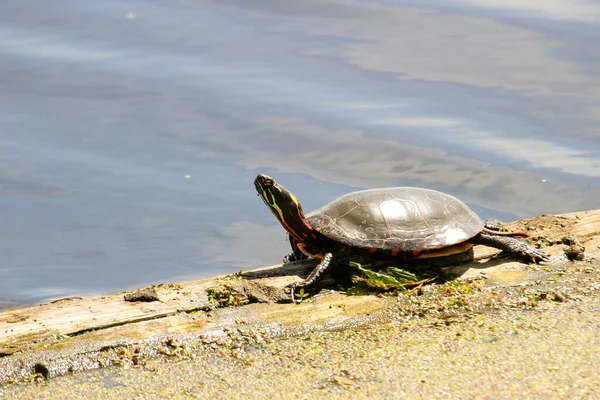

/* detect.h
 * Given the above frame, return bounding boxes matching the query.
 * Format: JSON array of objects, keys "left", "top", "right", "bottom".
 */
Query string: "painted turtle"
[{"left": 254, "top": 174, "right": 547, "bottom": 293}]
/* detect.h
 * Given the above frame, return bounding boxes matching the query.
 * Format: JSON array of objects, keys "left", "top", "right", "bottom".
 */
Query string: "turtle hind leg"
[
  {"left": 474, "top": 233, "right": 548, "bottom": 263},
  {"left": 291, "top": 253, "right": 335, "bottom": 299}
]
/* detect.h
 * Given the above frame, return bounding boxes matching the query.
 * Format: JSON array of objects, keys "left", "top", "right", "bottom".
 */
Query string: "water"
[{"left": 1, "top": 0, "right": 599, "bottom": 309}]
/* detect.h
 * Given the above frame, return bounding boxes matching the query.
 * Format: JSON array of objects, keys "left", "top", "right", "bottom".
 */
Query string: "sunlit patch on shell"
[
  {"left": 443, "top": 227, "right": 467, "bottom": 244},
  {"left": 378, "top": 199, "right": 412, "bottom": 220}
]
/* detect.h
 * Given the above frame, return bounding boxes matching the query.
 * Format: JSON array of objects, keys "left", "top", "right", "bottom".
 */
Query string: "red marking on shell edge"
[
  {"left": 412, "top": 249, "right": 422, "bottom": 257},
  {"left": 391, "top": 249, "right": 399, "bottom": 256},
  {"left": 368, "top": 248, "right": 377, "bottom": 254}
]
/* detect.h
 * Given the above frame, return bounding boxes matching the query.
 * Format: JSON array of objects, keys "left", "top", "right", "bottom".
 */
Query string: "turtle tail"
[{"left": 481, "top": 227, "right": 529, "bottom": 237}]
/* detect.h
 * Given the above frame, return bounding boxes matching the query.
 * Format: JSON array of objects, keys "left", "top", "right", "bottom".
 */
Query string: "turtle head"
[{"left": 254, "top": 174, "right": 311, "bottom": 241}]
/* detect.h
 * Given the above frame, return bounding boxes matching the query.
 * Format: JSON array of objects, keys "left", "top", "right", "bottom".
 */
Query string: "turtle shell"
[{"left": 305, "top": 187, "right": 484, "bottom": 251}]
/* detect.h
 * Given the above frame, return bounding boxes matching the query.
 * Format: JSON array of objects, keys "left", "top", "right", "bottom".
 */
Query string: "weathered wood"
[
  {"left": 0, "top": 259, "right": 317, "bottom": 356},
  {"left": 1, "top": 209, "right": 599, "bottom": 356}
]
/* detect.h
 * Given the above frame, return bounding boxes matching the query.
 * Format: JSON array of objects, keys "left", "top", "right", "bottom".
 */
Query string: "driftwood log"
[{"left": 1, "top": 210, "right": 599, "bottom": 357}]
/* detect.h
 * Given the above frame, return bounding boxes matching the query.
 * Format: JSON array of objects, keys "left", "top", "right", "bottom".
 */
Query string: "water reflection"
[
  {"left": 456, "top": 0, "right": 600, "bottom": 21},
  {"left": 193, "top": 116, "right": 599, "bottom": 215},
  {"left": 0, "top": 0, "right": 599, "bottom": 308}
]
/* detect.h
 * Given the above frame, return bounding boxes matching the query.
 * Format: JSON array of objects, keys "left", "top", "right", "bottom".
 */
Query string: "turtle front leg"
[
  {"left": 474, "top": 233, "right": 548, "bottom": 262},
  {"left": 283, "top": 236, "right": 309, "bottom": 263},
  {"left": 283, "top": 247, "right": 308, "bottom": 263},
  {"left": 291, "top": 253, "right": 334, "bottom": 300}
]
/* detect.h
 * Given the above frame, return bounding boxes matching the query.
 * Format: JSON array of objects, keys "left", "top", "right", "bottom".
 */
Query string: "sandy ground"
[{"left": 2, "top": 262, "right": 598, "bottom": 399}]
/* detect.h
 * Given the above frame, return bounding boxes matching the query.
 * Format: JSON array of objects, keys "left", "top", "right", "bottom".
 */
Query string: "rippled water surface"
[{"left": 1, "top": 0, "right": 599, "bottom": 308}]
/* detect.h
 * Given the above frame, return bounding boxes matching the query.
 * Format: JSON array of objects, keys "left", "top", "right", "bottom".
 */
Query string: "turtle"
[{"left": 254, "top": 174, "right": 548, "bottom": 295}]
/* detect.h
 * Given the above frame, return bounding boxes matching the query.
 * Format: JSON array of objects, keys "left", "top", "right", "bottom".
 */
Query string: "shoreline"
[{"left": 1, "top": 209, "right": 599, "bottom": 396}]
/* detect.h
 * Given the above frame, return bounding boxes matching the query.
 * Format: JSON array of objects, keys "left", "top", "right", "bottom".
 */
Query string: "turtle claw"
[
  {"left": 288, "top": 282, "right": 307, "bottom": 303},
  {"left": 524, "top": 248, "right": 550, "bottom": 263},
  {"left": 290, "top": 284, "right": 298, "bottom": 302},
  {"left": 289, "top": 285, "right": 295, "bottom": 302},
  {"left": 518, "top": 242, "right": 549, "bottom": 263},
  {"left": 283, "top": 247, "right": 308, "bottom": 263}
]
